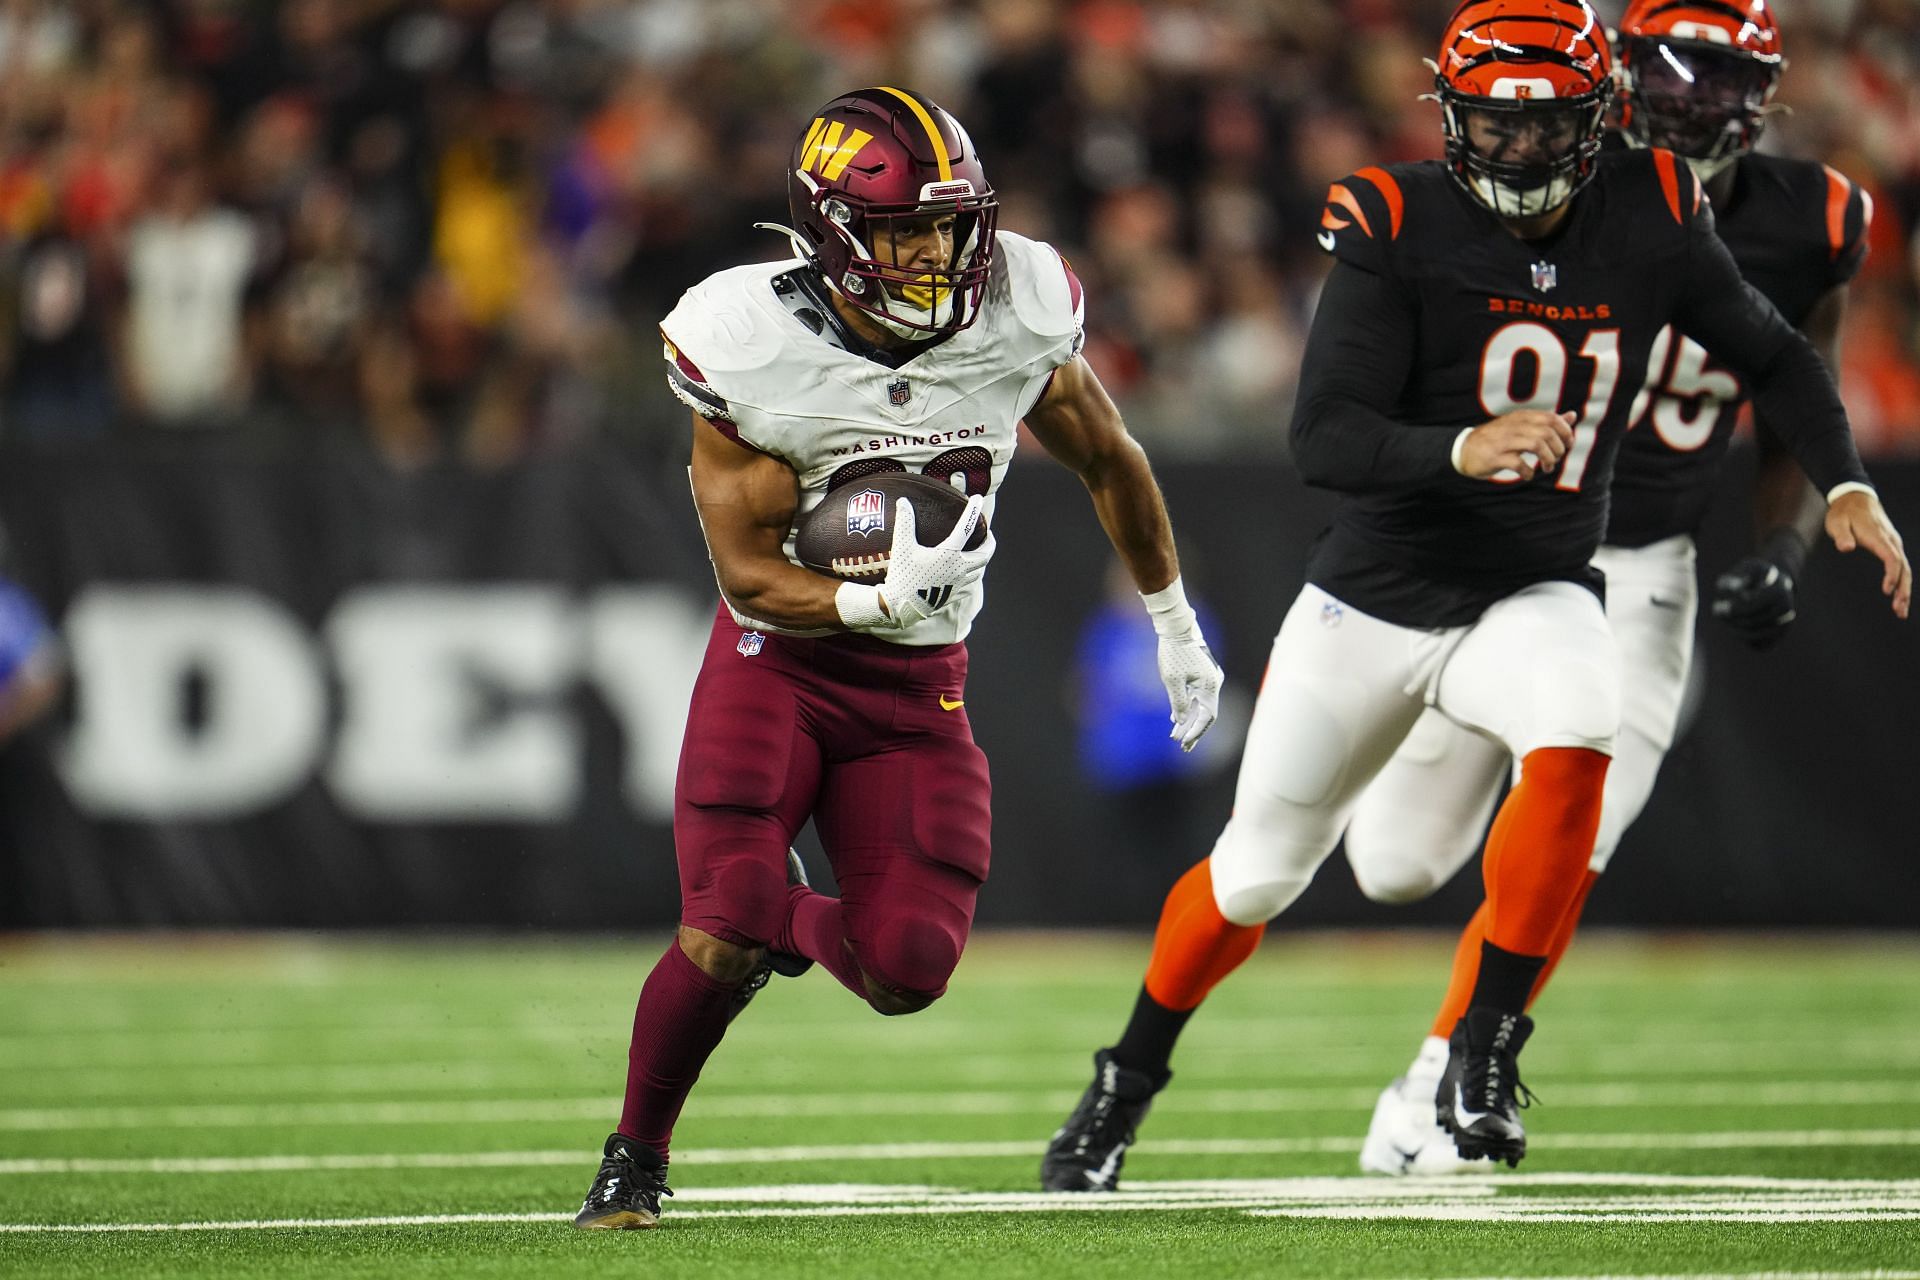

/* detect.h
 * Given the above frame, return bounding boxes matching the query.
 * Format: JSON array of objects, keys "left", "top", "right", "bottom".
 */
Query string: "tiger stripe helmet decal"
[
  {"left": 1616, "top": 0, "right": 1784, "bottom": 180},
  {"left": 1434, "top": 0, "right": 1614, "bottom": 219}
]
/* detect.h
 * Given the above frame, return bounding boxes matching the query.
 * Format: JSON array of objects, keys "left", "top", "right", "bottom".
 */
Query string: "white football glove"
[
  {"left": 1142, "top": 576, "right": 1223, "bottom": 751},
  {"left": 835, "top": 495, "right": 993, "bottom": 632}
]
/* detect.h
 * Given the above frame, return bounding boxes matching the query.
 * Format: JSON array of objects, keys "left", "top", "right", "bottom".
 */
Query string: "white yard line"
[
  {"left": 5, "top": 1024, "right": 1918, "bottom": 1070},
  {"left": 6, "top": 1176, "right": 1920, "bottom": 1233},
  {"left": 7, "top": 1131, "right": 1920, "bottom": 1176},
  {"left": 6, "top": 1080, "right": 1920, "bottom": 1130},
  {"left": 14, "top": 1043, "right": 1920, "bottom": 1088}
]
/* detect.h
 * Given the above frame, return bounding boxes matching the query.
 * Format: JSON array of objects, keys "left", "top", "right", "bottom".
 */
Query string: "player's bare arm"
[
  {"left": 688, "top": 411, "right": 847, "bottom": 632},
  {"left": 1025, "top": 354, "right": 1223, "bottom": 750},
  {"left": 1024, "top": 355, "right": 1177, "bottom": 593}
]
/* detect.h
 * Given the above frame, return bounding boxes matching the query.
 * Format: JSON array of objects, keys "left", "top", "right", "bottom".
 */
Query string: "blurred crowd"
[{"left": 1, "top": 0, "right": 1918, "bottom": 468}]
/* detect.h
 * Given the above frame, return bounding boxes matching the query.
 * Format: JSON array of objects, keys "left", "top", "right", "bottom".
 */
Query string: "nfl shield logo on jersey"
[
  {"left": 887, "top": 378, "right": 911, "bottom": 406},
  {"left": 1530, "top": 261, "right": 1557, "bottom": 294},
  {"left": 847, "top": 489, "right": 888, "bottom": 538},
  {"left": 737, "top": 631, "right": 765, "bottom": 657}
]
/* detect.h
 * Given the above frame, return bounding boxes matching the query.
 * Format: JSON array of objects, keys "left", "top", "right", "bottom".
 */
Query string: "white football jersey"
[{"left": 661, "top": 230, "right": 1085, "bottom": 644}]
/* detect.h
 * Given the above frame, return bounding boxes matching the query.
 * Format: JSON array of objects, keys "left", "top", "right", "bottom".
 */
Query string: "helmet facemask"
[
  {"left": 1442, "top": 86, "right": 1611, "bottom": 218},
  {"left": 1621, "top": 36, "right": 1781, "bottom": 182},
  {"left": 797, "top": 171, "right": 999, "bottom": 339}
]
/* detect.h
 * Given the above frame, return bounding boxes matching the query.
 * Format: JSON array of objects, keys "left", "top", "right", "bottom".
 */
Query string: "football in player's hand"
[{"left": 795, "top": 471, "right": 987, "bottom": 581}]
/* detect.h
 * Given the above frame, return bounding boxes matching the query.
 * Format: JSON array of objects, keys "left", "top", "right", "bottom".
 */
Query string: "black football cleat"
[
  {"left": 572, "top": 1132, "right": 673, "bottom": 1229},
  {"left": 1040, "top": 1048, "right": 1165, "bottom": 1192},
  {"left": 1437, "top": 1008, "right": 1536, "bottom": 1168}
]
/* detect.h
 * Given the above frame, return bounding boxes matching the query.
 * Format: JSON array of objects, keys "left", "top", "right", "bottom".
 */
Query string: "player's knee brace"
[{"left": 852, "top": 914, "right": 962, "bottom": 1016}]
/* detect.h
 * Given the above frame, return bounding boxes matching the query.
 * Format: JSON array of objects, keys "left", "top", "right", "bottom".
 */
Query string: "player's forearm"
[
  {"left": 1079, "top": 440, "right": 1179, "bottom": 593},
  {"left": 1291, "top": 398, "right": 1457, "bottom": 492},
  {"left": 713, "top": 560, "right": 851, "bottom": 631},
  {"left": 1749, "top": 426, "right": 1825, "bottom": 571},
  {"left": 1682, "top": 238, "right": 1870, "bottom": 498},
  {"left": 1744, "top": 336, "right": 1871, "bottom": 498}
]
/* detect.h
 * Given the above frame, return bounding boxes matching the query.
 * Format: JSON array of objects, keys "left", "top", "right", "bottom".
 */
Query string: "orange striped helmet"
[
  {"left": 1435, "top": 0, "right": 1614, "bottom": 218},
  {"left": 1617, "top": 0, "right": 1783, "bottom": 181}
]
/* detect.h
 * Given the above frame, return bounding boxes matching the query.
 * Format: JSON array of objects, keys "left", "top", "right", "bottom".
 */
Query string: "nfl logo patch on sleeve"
[{"left": 847, "top": 489, "right": 888, "bottom": 537}]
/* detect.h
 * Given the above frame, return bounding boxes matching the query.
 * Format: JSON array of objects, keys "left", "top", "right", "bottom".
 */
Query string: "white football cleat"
[{"left": 1359, "top": 1038, "right": 1488, "bottom": 1177}]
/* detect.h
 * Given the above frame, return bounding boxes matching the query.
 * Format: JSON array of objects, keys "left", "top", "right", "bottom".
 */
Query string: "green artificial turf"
[{"left": 1, "top": 931, "right": 1916, "bottom": 1278}]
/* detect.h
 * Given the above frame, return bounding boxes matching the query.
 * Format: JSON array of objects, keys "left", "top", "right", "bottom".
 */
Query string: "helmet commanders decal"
[{"left": 781, "top": 87, "right": 1000, "bottom": 339}]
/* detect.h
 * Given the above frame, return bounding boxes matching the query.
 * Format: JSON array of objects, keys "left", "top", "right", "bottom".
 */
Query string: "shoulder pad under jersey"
[
  {"left": 1603, "top": 147, "right": 1708, "bottom": 238},
  {"left": 659, "top": 262, "right": 798, "bottom": 378},
  {"left": 1316, "top": 166, "right": 1411, "bottom": 277},
  {"left": 1815, "top": 161, "right": 1874, "bottom": 285},
  {"left": 997, "top": 230, "right": 1085, "bottom": 351}
]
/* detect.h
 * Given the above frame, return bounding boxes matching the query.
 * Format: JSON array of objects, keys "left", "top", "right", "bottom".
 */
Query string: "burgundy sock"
[
  {"left": 778, "top": 888, "right": 868, "bottom": 998},
  {"left": 616, "top": 940, "right": 738, "bottom": 1158}
]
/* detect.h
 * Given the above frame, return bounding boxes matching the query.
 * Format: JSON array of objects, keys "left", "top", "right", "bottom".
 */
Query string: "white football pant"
[
  {"left": 1344, "top": 534, "right": 1697, "bottom": 903},
  {"left": 1208, "top": 579, "right": 1620, "bottom": 927}
]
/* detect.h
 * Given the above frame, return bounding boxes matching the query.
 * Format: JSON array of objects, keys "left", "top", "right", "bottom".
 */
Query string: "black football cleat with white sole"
[
  {"left": 728, "top": 847, "right": 815, "bottom": 1022},
  {"left": 1040, "top": 1048, "right": 1165, "bottom": 1192},
  {"left": 573, "top": 1132, "right": 673, "bottom": 1229},
  {"left": 1437, "top": 1008, "right": 1536, "bottom": 1168}
]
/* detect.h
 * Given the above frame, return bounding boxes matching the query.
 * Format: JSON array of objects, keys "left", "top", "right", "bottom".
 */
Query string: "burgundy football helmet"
[{"left": 781, "top": 87, "right": 998, "bottom": 338}]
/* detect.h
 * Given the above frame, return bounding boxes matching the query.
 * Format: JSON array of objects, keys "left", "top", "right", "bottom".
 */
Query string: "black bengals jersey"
[
  {"left": 1605, "top": 152, "right": 1871, "bottom": 548},
  {"left": 1292, "top": 149, "right": 1870, "bottom": 628}
]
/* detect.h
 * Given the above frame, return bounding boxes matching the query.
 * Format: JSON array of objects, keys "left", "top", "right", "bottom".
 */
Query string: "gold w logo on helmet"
[{"left": 798, "top": 118, "right": 875, "bottom": 181}]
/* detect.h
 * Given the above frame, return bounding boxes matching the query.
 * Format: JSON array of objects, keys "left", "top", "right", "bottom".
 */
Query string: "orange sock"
[
  {"left": 1530, "top": 868, "right": 1599, "bottom": 1002},
  {"left": 1428, "top": 901, "right": 1490, "bottom": 1039},
  {"left": 1481, "top": 746, "right": 1608, "bottom": 956},
  {"left": 1428, "top": 869, "right": 1599, "bottom": 1039},
  {"left": 1143, "top": 858, "right": 1266, "bottom": 1012}
]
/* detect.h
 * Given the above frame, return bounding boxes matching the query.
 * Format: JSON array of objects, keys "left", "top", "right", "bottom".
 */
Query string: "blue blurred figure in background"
[
  {"left": 0, "top": 525, "right": 62, "bottom": 742},
  {"left": 1073, "top": 559, "right": 1230, "bottom": 899}
]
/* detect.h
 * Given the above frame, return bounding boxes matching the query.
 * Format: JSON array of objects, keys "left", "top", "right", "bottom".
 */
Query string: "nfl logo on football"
[
  {"left": 888, "top": 378, "right": 911, "bottom": 406},
  {"left": 846, "top": 488, "right": 888, "bottom": 537},
  {"left": 1531, "top": 261, "right": 1557, "bottom": 293}
]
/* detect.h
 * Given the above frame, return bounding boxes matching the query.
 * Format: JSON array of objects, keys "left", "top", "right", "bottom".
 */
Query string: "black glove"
[{"left": 1711, "top": 530, "right": 1808, "bottom": 650}]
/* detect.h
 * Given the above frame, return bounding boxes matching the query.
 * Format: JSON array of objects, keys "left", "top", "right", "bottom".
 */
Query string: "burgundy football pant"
[
  {"left": 615, "top": 606, "right": 991, "bottom": 1157},
  {"left": 674, "top": 605, "right": 991, "bottom": 1000}
]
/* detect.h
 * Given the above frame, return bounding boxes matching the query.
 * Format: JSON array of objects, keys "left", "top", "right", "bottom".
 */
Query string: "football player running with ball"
[
  {"left": 1353, "top": 0, "right": 1895, "bottom": 1176},
  {"left": 1042, "top": 0, "right": 1907, "bottom": 1191},
  {"left": 572, "top": 87, "right": 1223, "bottom": 1229}
]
